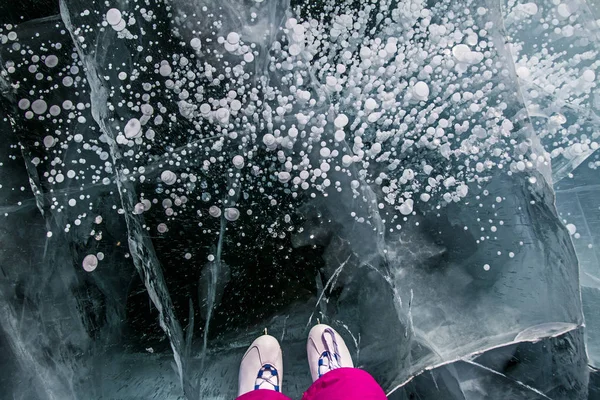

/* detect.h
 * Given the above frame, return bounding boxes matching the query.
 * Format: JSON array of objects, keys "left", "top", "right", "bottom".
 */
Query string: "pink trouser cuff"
[
  {"left": 235, "top": 368, "right": 387, "bottom": 400},
  {"left": 301, "top": 368, "right": 387, "bottom": 400},
  {"left": 236, "top": 389, "right": 292, "bottom": 400}
]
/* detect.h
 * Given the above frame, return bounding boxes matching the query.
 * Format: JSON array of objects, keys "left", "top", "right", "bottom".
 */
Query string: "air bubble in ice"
[
  {"left": 18, "top": 99, "right": 30, "bottom": 110},
  {"left": 225, "top": 207, "right": 240, "bottom": 221},
  {"left": 106, "top": 8, "right": 122, "bottom": 25},
  {"left": 289, "top": 44, "right": 301, "bottom": 56},
  {"left": 134, "top": 203, "right": 145, "bottom": 214},
  {"left": 263, "top": 133, "right": 276, "bottom": 147},
  {"left": 232, "top": 155, "right": 245, "bottom": 169},
  {"left": 31, "top": 99, "right": 47, "bottom": 114},
  {"left": 364, "top": 98, "right": 378, "bottom": 111},
  {"left": 157, "top": 223, "right": 168, "bottom": 233},
  {"left": 159, "top": 63, "right": 172, "bottom": 77},
  {"left": 160, "top": 170, "right": 177, "bottom": 185},
  {"left": 521, "top": 2, "right": 538, "bottom": 14},
  {"left": 82, "top": 254, "right": 98, "bottom": 272},
  {"left": 399, "top": 199, "right": 414, "bottom": 215},
  {"left": 582, "top": 70, "right": 595, "bottom": 82},
  {"left": 124, "top": 118, "right": 142, "bottom": 138},
  {"left": 278, "top": 172, "right": 291, "bottom": 183},
  {"left": 230, "top": 100, "right": 242, "bottom": 111},
  {"left": 44, "top": 55, "right": 59, "bottom": 68},
  {"left": 190, "top": 38, "right": 202, "bottom": 50},
  {"left": 215, "top": 108, "right": 230, "bottom": 124},
  {"left": 226, "top": 32, "right": 240, "bottom": 44},
  {"left": 413, "top": 81, "right": 429, "bottom": 101},
  {"left": 112, "top": 19, "right": 126, "bottom": 32},
  {"left": 49, "top": 105, "right": 61, "bottom": 116},
  {"left": 334, "top": 114, "right": 349, "bottom": 128},
  {"left": 209, "top": 206, "right": 222, "bottom": 218}
]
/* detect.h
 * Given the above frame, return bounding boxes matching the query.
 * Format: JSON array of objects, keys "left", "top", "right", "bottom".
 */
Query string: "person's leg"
[
  {"left": 301, "top": 324, "right": 386, "bottom": 400},
  {"left": 237, "top": 333, "right": 290, "bottom": 400},
  {"left": 301, "top": 367, "right": 387, "bottom": 400},
  {"left": 236, "top": 389, "right": 292, "bottom": 400}
]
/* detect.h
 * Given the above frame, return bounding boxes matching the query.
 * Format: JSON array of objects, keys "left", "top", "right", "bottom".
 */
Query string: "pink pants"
[{"left": 235, "top": 368, "right": 387, "bottom": 400}]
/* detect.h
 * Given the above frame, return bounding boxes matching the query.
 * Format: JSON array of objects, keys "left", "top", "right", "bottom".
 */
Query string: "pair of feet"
[{"left": 238, "top": 324, "right": 354, "bottom": 396}]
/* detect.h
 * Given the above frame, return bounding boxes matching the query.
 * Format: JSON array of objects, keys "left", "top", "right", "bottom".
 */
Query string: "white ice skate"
[
  {"left": 306, "top": 324, "right": 354, "bottom": 382},
  {"left": 238, "top": 333, "right": 283, "bottom": 396}
]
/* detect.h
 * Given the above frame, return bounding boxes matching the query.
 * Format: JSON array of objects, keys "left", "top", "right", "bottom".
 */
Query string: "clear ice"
[{"left": 0, "top": 0, "right": 598, "bottom": 398}]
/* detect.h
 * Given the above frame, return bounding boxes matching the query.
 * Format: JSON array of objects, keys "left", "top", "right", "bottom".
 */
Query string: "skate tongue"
[{"left": 318, "top": 328, "right": 342, "bottom": 377}]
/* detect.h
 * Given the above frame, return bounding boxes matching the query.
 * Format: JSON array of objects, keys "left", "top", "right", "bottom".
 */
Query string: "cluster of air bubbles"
[
  {"left": 1, "top": 0, "right": 598, "bottom": 270},
  {"left": 105, "top": 8, "right": 127, "bottom": 32},
  {"left": 160, "top": 170, "right": 177, "bottom": 185}
]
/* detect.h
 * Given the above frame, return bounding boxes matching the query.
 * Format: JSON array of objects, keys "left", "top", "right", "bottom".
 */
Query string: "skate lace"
[
  {"left": 318, "top": 328, "right": 342, "bottom": 377},
  {"left": 255, "top": 364, "right": 280, "bottom": 392}
]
